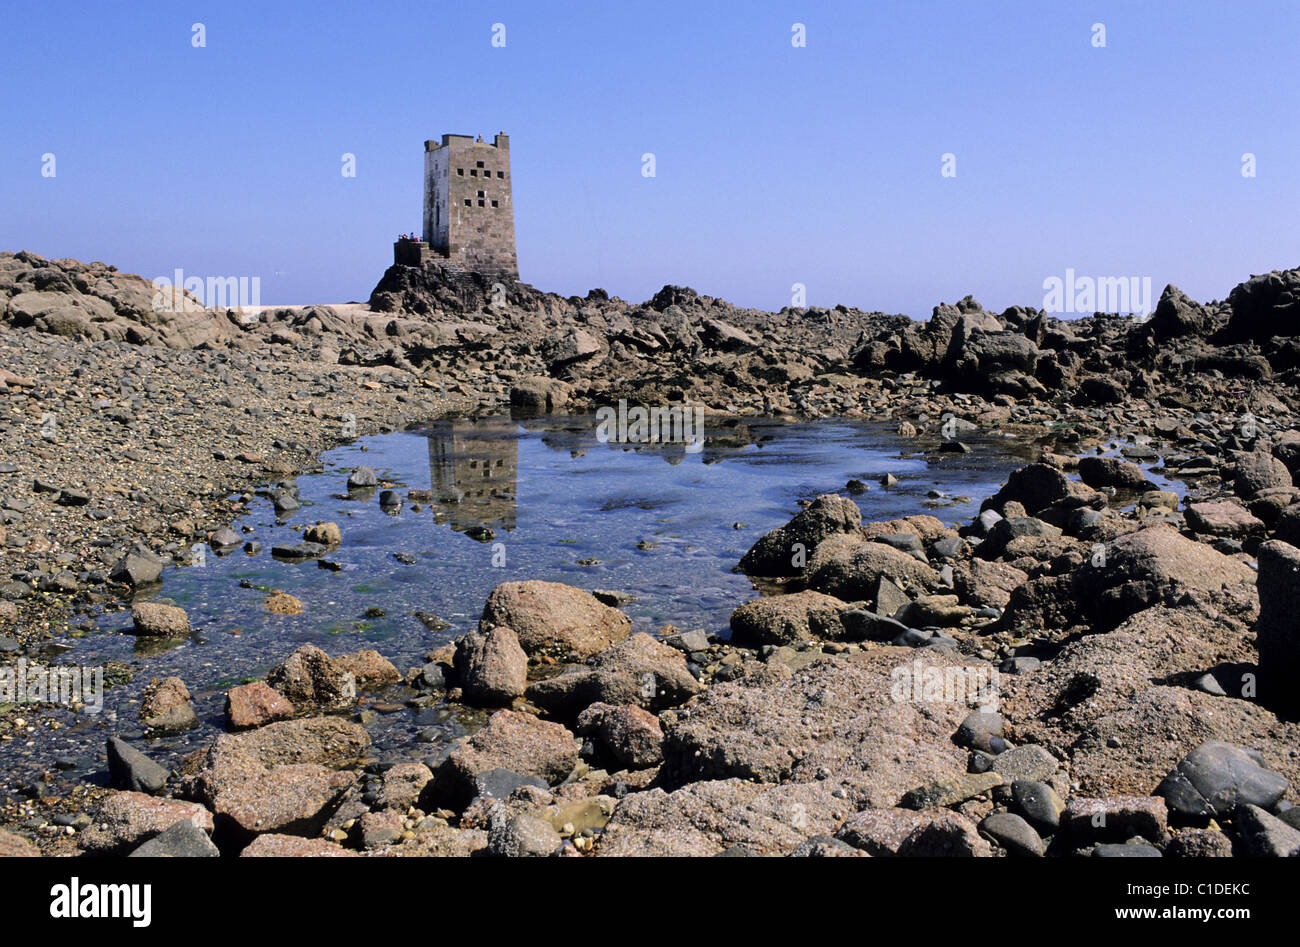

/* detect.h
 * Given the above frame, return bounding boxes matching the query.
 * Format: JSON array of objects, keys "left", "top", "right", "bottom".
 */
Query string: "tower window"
[
  {"left": 457, "top": 168, "right": 463, "bottom": 175},
  {"left": 496, "top": 171, "right": 504, "bottom": 178},
  {"left": 463, "top": 199, "right": 471, "bottom": 206},
  {"left": 477, "top": 190, "right": 485, "bottom": 197},
  {"left": 477, "top": 200, "right": 485, "bottom": 206},
  {"left": 491, "top": 200, "right": 498, "bottom": 207},
  {"left": 476, "top": 161, "right": 484, "bottom": 168},
  {"left": 470, "top": 169, "right": 477, "bottom": 176}
]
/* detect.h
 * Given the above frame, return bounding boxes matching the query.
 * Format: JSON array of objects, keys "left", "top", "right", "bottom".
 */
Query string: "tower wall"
[{"left": 421, "top": 133, "right": 517, "bottom": 279}]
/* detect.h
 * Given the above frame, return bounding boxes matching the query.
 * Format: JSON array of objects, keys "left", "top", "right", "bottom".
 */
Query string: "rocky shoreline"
[{"left": 2, "top": 250, "right": 1299, "bottom": 857}]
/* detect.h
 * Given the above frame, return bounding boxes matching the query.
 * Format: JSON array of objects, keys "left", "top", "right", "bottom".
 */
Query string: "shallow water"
[{"left": 4, "top": 414, "right": 1054, "bottom": 786}]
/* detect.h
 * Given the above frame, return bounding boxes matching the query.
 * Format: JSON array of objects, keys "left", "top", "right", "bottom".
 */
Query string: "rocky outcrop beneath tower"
[{"left": 368, "top": 260, "right": 561, "bottom": 316}]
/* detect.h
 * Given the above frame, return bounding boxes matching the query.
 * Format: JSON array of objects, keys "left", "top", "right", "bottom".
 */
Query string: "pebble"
[
  {"left": 979, "top": 812, "right": 1044, "bottom": 857},
  {"left": 1011, "top": 779, "right": 1065, "bottom": 833}
]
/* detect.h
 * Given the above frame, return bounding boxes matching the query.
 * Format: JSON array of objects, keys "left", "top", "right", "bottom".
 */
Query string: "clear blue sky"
[{"left": 2, "top": 0, "right": 1297, "bottom": 314}]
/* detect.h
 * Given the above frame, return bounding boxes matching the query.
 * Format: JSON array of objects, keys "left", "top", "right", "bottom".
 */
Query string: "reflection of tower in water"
[{"left": 425, "top": 417, "right": 518, "bottom": 532}]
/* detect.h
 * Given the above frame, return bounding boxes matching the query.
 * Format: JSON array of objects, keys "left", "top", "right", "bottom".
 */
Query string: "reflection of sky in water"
[{"left": 3, "top": 415, "right": 1043, "bottom": 784}]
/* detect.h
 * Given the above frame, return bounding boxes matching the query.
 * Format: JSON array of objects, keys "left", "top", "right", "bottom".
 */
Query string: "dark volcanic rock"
[
  {"left": 1224, "top": 267, "right": 1300, "bottom": 341},
  {"left": 1234, "top": 804, "right": 1300, "bottom": 856},
  {"left": 980, "top": 463, "right": 1092, "bottom": 517},
  {"left": 368, "top": 259, "right": 562, "bottom": 315},
  {"left": 107, "top": 737, "right": 169, "bottom": 794},
  {"left": 1255, "top": 540, "right": 1300, "bottom": 713},
  {"left": 1155, "top": 741, "right": 1289, "bottom": 822},
  {"left": 110, "top": 546, "right": 165, "bottom": 586},
  {"left": 1148, "top": 284, "right": 1213, "bottom": 338},
  {"left": 128, "top": 820, "right": 220, "bottom": 857},
  {"left": 1078, "top": 456, "right": 1150, "bottom": 490}
]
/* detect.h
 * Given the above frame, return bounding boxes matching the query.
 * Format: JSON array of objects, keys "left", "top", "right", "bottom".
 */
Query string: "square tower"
[{"left": 422, "top": 133, "right": 518, "bottom": 278}]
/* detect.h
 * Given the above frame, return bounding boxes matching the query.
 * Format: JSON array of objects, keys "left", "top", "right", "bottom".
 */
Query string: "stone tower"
[{"left": 421, "top": 133, "right": 517, "bottom": 278}]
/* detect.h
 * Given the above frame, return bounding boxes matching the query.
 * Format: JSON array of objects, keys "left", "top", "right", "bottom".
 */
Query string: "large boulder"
[
  {"left": 999, "top": 607, "right": 1299, "bottom": 797},
  {"left": 860, "top": 514, "right": 956, "bottom": 545},
  {"left": 1272, "top": 431, "right": 1300, "bottom": 477},
  {"left": 426, "top": 710, "right": 579, "bottom": 810},
  {"left": 806, "top": 540, "right": 934, "bottom": 601},
  {"left": 0, "top": 252, "right": 232, "bottom": 349},
  {"left": 225, "top": 682, "right": 294, "bottom": 730},
  {"left": 542, "top": 327, "right": 606, "bottom": 369},
  {"left": 661, "top": 651, "right": 976, "bottom": 807},
  {"left": 739, "top": 494, "right": 862, "bottom": 577},
  {"left": 376, "top": 763, "right": 434, "bottom": 812},
  {"left": 180, "top": 717, "right": 368, "bottom": 838},
  {"left": 454, "top": 626, "right": 528, "bottom": 705},
  {"left": 981, "top": 463, "right": 1096, "bottom": 517},
  {"left": 486, "top": 811, "right": 563, "bottom": 857},
  {"left": 699, "top": 318, "right": 758, "bottom": 351},
  {"left": 1224, "top": 267, "right": 1300, "bottom": 341},
  {"left": 525, "top": 632, "right": 702, "bottom": 717},
  {"left": 266, "top": 644, "right": 356, "bottom": 710},
  {"left": 367, "top": 257, "right": 555, "bottom": 315},
  {"left": 597, "top": 779, "right": 852, "bottom": 857},
  {"left": 1233, "top": 450, "right": 1294, "bottom": 499},
  {"left": 729, "top": 590, "right": 851, "bottom": 646},
  {"left": 896, "top": 810, "right": 992, "bottom": 857},
  {"left": 1078, "top": 456, "right": 1150, "bottom": 490},
  {"left": 1148, "top": 284, "right": 1212, "bottom": 338},
  {"left": 109, "top": 546, "right": 165, "bottom": 586},
  {"left": 1156, "top": 741, "right": 1289, "bottom": 822},
  {"left": 946, "top": 326, "right": 1040, "bottom": 393},
  {"left": 334, "top": 649, "right": 402, "bottom": 690},
  {"left": 140, "top": 677, "right": 198, "bottom": 732},
  {"left": 130, "top": 602, "right": 190, "bottom": 637},
  {"left": 1185, "top": 501, "right": 1264, "bottom": 539},
  {"left": 79, "top": 791, "right": 214, "bottom": 855},
  {"left": 479, "top": 581, "right": 631, "bottom": 662},
  {"left": 975, "top": 516, "right": 1064, "bottom": 560},
  {"left": 575, "top": 702, "right": 665, "bottom": 769},
  {"left": 951, "top": 558, "right": 1029, "bottom": 609},
  {"left": 510, "top": 375, "right": 571, "bottom": 412},
  {"left": 1071, "top": 526, "right": 1256, "bottom": 629}
]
